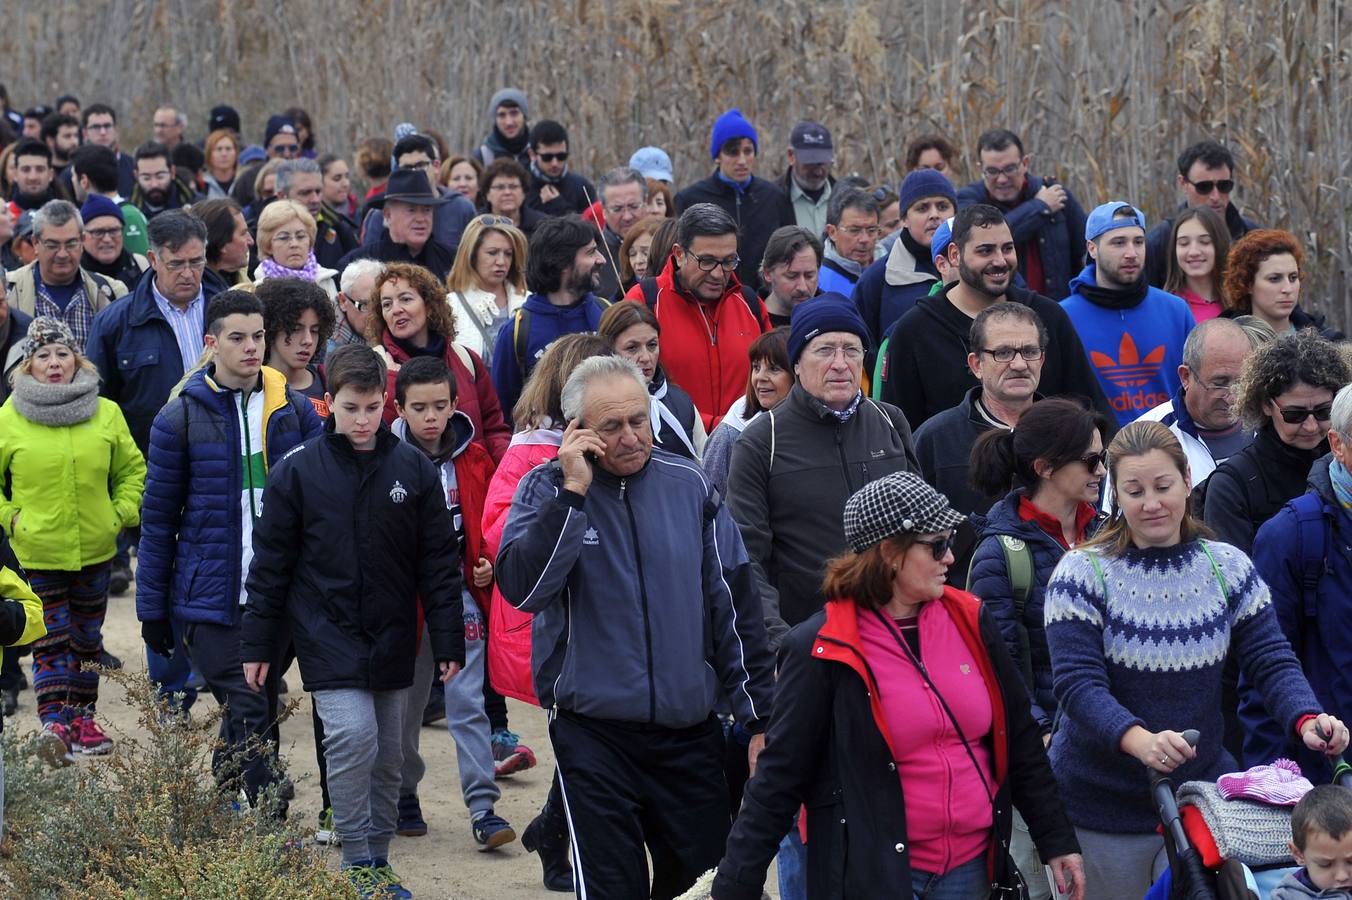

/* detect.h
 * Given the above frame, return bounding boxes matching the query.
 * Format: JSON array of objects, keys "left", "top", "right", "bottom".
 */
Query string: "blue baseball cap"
[
  {"left": 1085, "top": 201, "right": 1146, "bottom": 242},
  {"left": 931, "top": 217, "right": 954, "bottom": 265},
  {"left": 629, "top": 146, "right": 673, "bottom": 183}
]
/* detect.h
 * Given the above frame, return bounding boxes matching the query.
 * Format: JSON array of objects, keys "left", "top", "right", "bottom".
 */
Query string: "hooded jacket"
[
  {"left": 673, "top": 173, "right": 796, "bottom": 292},
  {"left": 624, "top": 253, "right": 768, "bottom": 432},
  {"left": 489, "top": 291, "right": 609, "bottom": 425},
  {"left": 1241, "top": 456, "right": 1352, "bottom": 777},
  {"left": 1060, "top": 264, "right": 1194, "bottom": 427},
  {"left": 851, "top": 231, "right": 940, "bottom": 349},
  {"left": 879, "top": 281, "right": 1114, "bottom": 432},
  {"left": 712, "top": 591, "right": 1079, "bottom": 900},
  {"left": 496, "top": 449, "right": 775, "bottom": 731},
  {"left": 240, "top": 418, "right": 466, "bottom": 690},
  {"left": 727, "top": 383, "right": 918, "bottom": 633},
  {"left": 956, "top": 174, "right": 1087, "bottom": 300},
  {"left": 137, "top": 366, "right": 322, "bottom": 627}
]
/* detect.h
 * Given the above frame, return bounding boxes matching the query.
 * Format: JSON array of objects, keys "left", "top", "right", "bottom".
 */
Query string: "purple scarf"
[{"left": 260, "top": 251, "right": 321, "bottom": 283}]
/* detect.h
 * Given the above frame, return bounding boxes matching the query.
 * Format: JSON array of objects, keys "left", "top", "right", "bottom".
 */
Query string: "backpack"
[
  {"left": 635, "top": 275, "right": 766, "bottom": 324},
  {"left": 511, "top": 297, "right": 614, "bottom": 381},
  {"left": 967, "top": 534, "right": 1036, "bottom": 687},
  {"left": 1288, "top": 492, "right": 1333, "bottom": 652}
]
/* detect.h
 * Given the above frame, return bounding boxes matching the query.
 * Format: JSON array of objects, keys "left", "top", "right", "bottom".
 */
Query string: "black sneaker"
[
  {"left": 1, "top": 688, "right": 16, "bottom": 717},
  {"left": 108, "top": 564, "right": 131, "bottom": 597},
  {"left": 98, "top": 649, "right": 123, "bottom": 670},
  {"left": 472, "top": 811, "right": 516, "bottom": 851},
  {"left": 396, "top": 794, "right": 427, "bottom": 837}
]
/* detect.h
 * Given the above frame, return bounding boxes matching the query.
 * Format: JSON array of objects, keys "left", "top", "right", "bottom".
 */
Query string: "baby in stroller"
[{"left": 1273, "top": 785, "right": 1352, "bottom": 898}]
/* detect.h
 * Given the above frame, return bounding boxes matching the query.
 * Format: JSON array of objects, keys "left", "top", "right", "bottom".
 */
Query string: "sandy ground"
[{"left": 5, "top": 575, "right": 781, "bottom": 899}]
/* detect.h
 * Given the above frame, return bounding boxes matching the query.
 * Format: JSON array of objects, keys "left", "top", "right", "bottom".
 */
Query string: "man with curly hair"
[{"left": 256, "top": 277, "right": 337, "bottom": 415}]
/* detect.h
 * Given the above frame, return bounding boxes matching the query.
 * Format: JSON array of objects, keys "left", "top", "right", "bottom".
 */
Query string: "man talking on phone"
[{"left": 496, "top": 354, "right": 775, "bottom": 900}]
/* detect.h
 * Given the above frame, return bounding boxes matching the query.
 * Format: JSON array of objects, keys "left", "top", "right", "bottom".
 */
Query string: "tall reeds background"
[{"left": 3, "top": 0, "right": 1349, "bottom": 322}]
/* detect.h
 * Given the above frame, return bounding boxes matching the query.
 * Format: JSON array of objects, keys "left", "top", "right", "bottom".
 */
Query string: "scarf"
[
  {"left": 392, "top": 331, "right": 448, "bottom": 361},
  {"left": 259, "top": 251, "right": 321, "bottom": 283},
  {"left": 647, "top": 370, "right": 697, "bottom": 458},
  {"left": 529, "top": 160, "right": 568, "bottom": 186},
  {"left": 827, "top": 390, "right": 863, "bottom": 422},
  {"left": 10, "top": 368, "right": 100, "bottom": 426},
  {"left": 716, "top": 171, "right": 752, "bottom": 194},
  {"left": 1076, "top": 273, "right": 1149, "bottom": 310},
  {"left": 823, "top": 239, "right": 863, "bottom": 278},
  {"left": 1330, "top": 459, "right": 1352, "bottom": 513},
  {"left": 483, "top": 124, "right": 530, "bottom": 160}
]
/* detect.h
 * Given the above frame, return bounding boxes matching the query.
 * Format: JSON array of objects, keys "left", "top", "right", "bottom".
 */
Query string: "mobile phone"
[{"left": 571, "top": 419, "right": 598, "bottom": 466}]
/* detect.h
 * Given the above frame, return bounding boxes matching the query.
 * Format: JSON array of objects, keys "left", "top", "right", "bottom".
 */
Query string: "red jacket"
[
  {"left": 624, "top": 255, "right": 768, "bottom": 431},
  {"left": 379, "top": 331, "right": 512, "bottom": 463}
]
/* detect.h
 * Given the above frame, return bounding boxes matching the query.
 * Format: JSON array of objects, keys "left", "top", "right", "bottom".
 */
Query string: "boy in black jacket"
[{"left": 240, "top": 345, "right": 464, "bottom": 899}]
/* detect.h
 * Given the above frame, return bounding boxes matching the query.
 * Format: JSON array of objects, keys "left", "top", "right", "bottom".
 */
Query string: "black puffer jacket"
[
  {"left": 713, "top": 591, "right": 1079, "bottom": 900},
  {"left": 240, "top": 420, "right": 465, "bottom": 690},
  {"left": 727, "top": 384, "right": 918, "bottom": 634},
  {"left": 674, "top": 173, "right": 795, "bottom": 292},
  {"left": 1199, "top": 424, "right": 1327, "bottom": 555}
]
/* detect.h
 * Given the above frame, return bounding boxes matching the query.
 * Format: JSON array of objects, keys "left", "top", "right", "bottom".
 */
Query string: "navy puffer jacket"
[{"left": 967, "top": 490, "right": 1103, "bottom": 730}]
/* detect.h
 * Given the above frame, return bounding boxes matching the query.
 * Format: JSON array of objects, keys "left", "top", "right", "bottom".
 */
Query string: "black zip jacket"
[
  {"left": 727, "top": 384, "right": 919, "bottom": 635},
  {"left": 240, "top": 420, "right": 465, "bottom": 690},
  {"left": 674, "top": 173, "right": 796, "bottom": 292}
]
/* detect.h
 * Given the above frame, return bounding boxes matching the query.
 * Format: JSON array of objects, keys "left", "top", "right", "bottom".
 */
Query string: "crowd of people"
[{"left": 1, "top": 85, "right": 1351, "bottom": 900}]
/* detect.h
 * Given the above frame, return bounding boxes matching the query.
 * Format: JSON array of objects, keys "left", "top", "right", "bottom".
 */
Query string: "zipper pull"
[{"left": 619, "top": 478, "right": 627, "bottom": 498}]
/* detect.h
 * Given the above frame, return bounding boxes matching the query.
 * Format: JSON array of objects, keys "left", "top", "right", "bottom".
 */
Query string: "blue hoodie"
[
  {"left": 1060, "top": 264, "right": 1193, "bottom": 426},
  {"left": 490, "top": 291, "right": 608, "bottom": 422}
]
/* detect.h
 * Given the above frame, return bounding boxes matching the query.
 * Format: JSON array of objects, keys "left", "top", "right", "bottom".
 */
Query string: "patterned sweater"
[{"left": 1044, "top": 540, "right": 1318, "bottom": 833}]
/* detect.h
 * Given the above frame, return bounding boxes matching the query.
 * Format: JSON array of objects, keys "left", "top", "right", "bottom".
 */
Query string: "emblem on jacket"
[
  {"left": 583, "top": 527, "right": 599, "bottom": 546},
  {"left": 389, "top": 480, "right": 408, "bottom": 504}
]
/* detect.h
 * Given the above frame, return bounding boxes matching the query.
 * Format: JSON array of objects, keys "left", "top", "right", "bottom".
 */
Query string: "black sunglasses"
[
  {"left": 1076, "top": 449, "right": 1108, "bottom": 472},
  {"left": 1278, "top": 403, "right": 1333, "bottom": 425},
  {"left": 537, "top": 152, "right": 568, "bottom": 163},
  {"left": 914, "top": 534, "right": 955, "bottom": 561},
  {"left": 1187, "top": 178, "right": 1234, "bottom": 195}
]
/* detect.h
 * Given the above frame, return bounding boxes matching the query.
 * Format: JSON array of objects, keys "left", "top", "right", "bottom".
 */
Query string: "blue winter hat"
[
  {"left": 239, "top": 145, "right": 267, "bottom": 165},
  {"left": 930, "top": 217, "right": 954, "bottom": 265},
  {"left": 898, "top": 168, "right": 957, "bottom": 215},
  {"left": 80, "top": 194, "right": 124, "bottom": 226},
  {"left": 709, "top": 108, "right": 759, "bottom": 160},
  {"left": 1086, "top": 201, "right": 1147, "bottom": 242},
  {"left": 629, "top": 146, "right": 673, "bottom": 183},
  {"left": 787, "top": 293, "right": 872, "bottom": 363}
]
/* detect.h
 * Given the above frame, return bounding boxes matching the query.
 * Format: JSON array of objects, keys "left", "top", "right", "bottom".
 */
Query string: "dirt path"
[{"left": 6, "top": 580, "right": 780, "bottom": 898}]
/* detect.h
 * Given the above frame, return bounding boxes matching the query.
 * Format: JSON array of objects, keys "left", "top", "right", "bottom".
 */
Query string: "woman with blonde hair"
[
  {"left": 446, "top": 216, "right": 528, "bottom": 367},
  {"left": 251, "top": 199, "right": 339, "bottom": 301},
  {"left": 203, "top": 129, "right": 240, "bottom": 199},
  {"left": 0, "top": 318, "right": 144, "bottom": 765}
]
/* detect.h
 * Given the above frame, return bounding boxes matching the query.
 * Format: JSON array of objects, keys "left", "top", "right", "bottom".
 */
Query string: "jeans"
[
  {"left": 776, "top": 826, "right": 807, "bottom": 900},
  {"left": 145, "top": 618, "right": 197, "bottom": 711},
  {"left": 912, "top": 854, "right": 990, "bottom": 900}
]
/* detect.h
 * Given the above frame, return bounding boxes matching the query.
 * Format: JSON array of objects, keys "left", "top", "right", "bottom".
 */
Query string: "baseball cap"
[
  {"left": 629, "top": 147, "right": 673, "bottom": 183},
  {"left": 789, "top": 122, "right": 834, "bottom": 165},
  {"left": 1085, "top": 201, "right": 1147, "bottom": 242}
]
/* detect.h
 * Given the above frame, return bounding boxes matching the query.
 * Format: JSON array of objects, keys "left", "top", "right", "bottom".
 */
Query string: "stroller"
[{"left": 1147, "top": 729, "right": 1352, "bottom": 899}]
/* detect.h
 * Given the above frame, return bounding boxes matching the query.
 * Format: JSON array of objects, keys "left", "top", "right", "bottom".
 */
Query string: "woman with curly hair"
[
  {"left": 257, "top": 278, "right": 337, "bottom": 414},
  {"left": 368, "top": 262, "right": 510, "bottom": 462},
  {"left": 1221, "top": 229, "right": 1342, "bottom": 339},
  {"left": 1201, "top": 328, "right": 1351, "bottom": 553}
]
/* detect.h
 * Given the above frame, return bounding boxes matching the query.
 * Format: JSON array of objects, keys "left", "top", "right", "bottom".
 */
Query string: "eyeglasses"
[
  {"left": 1186, "top": 178, "right": 1235, "bottom": 195},
  {"left": 403, "top": 159, "right": 434, "bottom": 171},
  {"left": 1076, "top": 450, "right": 1108, "bottom": 472},
  {"left": 1199, "top": 379, "right": 1237, "bottom": 395},
  {"left": 808, "top": 343, "right": 865, "bottom": 362},
  {"left": 40, "top": 238, "right": 82, "bottom": 254},
  {"left": 340, "top": 292, "right": 369, "bottom": 312},
  {"left": 162, "top": 256, "right": 207, "bottom": 272},
  {"left": 606, "top": 202, "right": 644, "bottom": 215},
  {"left": 86, "top": 226, "right": 122, "bottom": 240},
  {"left": 476, "top": 215, "right": 513, "bottom": 227},
  {"left": 982, "top": 162, "right": 1023, "bottom": 180},
  {"left": 686, "top": 252, "right": 740, "bottom": 272},
  {"left": 980, "top": 345, "right": 1044, "bottom": 363},
  {"left": 272, "top": 230, "right": 310, "bottom": 245},
  {"left": 839, "top": 225, "right": 882, "bottom": 238},
  {"left": 914, "top": 534, "right": 955, "bottom": 561},
  {"left": 537, "top": 152, "right": 568, "bottom": 163},
  {"left": 1278, "top": 403, "right": 1333, "bottom": 425},
  {"left": 489, "top": 182, "right": 523, "bottom": 193},
  {"left": 84, "top": 122, "right": 114, "bottom": 132},
  {"left": 272, "top": 143, "right": 300, "bottom": 157}
]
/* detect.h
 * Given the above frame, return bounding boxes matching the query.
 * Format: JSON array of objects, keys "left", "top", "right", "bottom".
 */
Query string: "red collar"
[{"left": 1017, "top": 495, "right": 1096, "bottom": 549}]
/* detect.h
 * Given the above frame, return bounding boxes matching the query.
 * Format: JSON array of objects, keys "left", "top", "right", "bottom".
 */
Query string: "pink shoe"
[
  {"left": 37, "top": 721, "right": 76, "bottom": 767},
  {"left": 72, "top": 715, "right": 114, "bottom": 755}
]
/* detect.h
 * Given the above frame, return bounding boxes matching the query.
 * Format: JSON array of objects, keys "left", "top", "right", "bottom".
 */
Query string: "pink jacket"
[{"left": 482, "top": 428, "right": 562, "bottom": 705}]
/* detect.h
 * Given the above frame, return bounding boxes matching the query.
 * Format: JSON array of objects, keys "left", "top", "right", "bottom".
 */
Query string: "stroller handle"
[{"left": 1151, "top": 729, "right": 1201, "bottom": 856}]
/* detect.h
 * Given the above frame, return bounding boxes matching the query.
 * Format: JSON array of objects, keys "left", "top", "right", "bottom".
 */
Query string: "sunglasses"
[
  {"left": 476, "top": 215, "right": 513, "bottom": 227},
  {"left": 1278, "top": 403, "right": 1333, "bottom": 425},
  {"left": 537, "top": 152, "right": 568, "bottom": 163},
  {"left": 1186, "top": 178, "right": 1234, "bottom": 195},
  {"left": 914, "top": 534, "right": 955, "bottom": 561},
  {"left": 1076, "top": 449, "right": 1108, "bottom": 472}
]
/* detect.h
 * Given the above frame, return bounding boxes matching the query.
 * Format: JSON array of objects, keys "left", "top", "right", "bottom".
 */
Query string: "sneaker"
[
  {"left": 340, "top": 860, "right": 382, "bottom": 899},
  {"left": 1, "top": 688, "right": 16, "bottom": 717},
  {"left": 315, "top": 807, "right": 340, "bottom": 846},
  {"left": 396, "top": 794, "right": 427, "bottom": 837},
  {"left": 97, "top": 649, "right": 123, "bottom": 670},
  {"left": 108, "top": 563, "right": 130, "bottom": 597},
  {"left": 371, "top": 858, "right": 414, "bottom": 899},
  {"left": 72, "top": 715, "right": 114, "bottom": 755},
  {"left": 37, "top": 721, "right": 76, "bottom": 767},
  {"left": 491, "top": 729, "right": 537, "bottom": 777},
  {"left": 472, "top": 812, "right": 517, "bottom": 851}
]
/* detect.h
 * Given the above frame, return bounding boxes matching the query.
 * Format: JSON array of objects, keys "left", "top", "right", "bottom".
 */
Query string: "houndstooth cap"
[{"left": 843, "top": 471, "right": 966, "bottom": 552}]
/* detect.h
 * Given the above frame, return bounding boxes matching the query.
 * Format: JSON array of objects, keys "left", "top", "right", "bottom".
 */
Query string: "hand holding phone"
[{"left": 559, "top": 418, "right": 606, "bottom": 496}]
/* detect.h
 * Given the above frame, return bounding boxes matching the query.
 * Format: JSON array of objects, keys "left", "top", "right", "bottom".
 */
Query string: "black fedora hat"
[{"left": 371, "top": 168, "right": 451, "bottom": 208}]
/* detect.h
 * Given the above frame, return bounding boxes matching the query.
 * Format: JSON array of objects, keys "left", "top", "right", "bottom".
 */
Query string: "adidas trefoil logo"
[
  {"left": 583, "top": 527, "right": 600, "bottom": 546},
  {"left": 389, "top": 480, "right": 408, "bottom": 504}
]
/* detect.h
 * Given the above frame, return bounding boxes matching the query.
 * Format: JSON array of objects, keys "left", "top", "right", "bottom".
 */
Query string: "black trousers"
[{"left": 551, "top": 710, "right": 730, "bottom": 900}]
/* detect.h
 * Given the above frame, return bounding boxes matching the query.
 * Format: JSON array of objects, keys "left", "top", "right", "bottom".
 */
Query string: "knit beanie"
[
  {"left": 899, "top": 168, "right": 957, "bottom": 215},
  {"left": 80, "top": 194, "right": 124, "bottom": 226},
  {"left": 21, "top": 316, "right": 78, "bottom": 361},
  {"left": 488, "top": 88, "right": 529, "bottom": 125},
  {"left": 709, "top": 108, "right": 759, "bottom": 160},
  {"left": 787, "top": 293, "right": 872, "bottom": 363}
]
